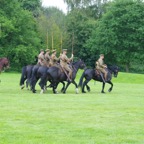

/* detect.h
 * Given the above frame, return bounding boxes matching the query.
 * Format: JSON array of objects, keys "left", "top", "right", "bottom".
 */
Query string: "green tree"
[
  {"left": 18, "top": 0, "right": 42, "bottom": 17},
  {"left": 0, "top": 0, "right": 41, "bottom": 70},
  {"left": 37, "top": 7, "right": 67, "bottom": 53},
  {"left": 86, "top": 0, "right": 144, "bottom": 72},
  {"left": 65, "top": 9, "right": 96, "bottom": 62},
  {"left": 64, "top": 0, "right": 108, "bottom": 15}
]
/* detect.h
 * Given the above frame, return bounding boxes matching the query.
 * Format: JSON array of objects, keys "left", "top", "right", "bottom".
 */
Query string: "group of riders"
[
  {"left": 37, "top": 49, "right": 74, "bottom": 81},
  {"left": 37, "top": 48, "right": 108, "bottom": 82}
]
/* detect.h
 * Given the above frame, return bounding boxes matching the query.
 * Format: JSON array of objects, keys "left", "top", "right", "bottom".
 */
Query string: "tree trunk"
[{"left": 125, "top": 63, "right": 130, "bottom": 72}]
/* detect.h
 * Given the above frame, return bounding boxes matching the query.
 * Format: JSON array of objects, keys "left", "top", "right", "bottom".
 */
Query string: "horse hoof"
[
  {"left": 32, "top": 90, "right": 36, "bottom": 93},
  {"left": 53, "top": 90, "right": 58, "bottom": 94},
  {"left": 40, "top": 90, "right": 44, "bottom": 94},
  {"left": 87, "top": 89, "right": 91, "bottom": 92},
  {"left": 82, "top": 91, "right": 86, "bottom": 93},
  {"left": 101, "top": 91, "right": 105, "bottom": 93},
  {"left": 54, "top": 92, "right": 58, "bottom": 94},
  {"left": 63, "top": 91, "right": 66, "bottom": 94},
  {"left": 75, "top": 88, "right": 79, "bottom": 94},
  {"left": 21, "top": 85, "right": 25, "bottom": 89},
  {"left": 108, "top": 89, "right": 112, "bottom": 92}
]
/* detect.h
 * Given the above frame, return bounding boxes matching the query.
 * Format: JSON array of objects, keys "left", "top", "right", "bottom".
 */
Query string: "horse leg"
[
  {"left": 101, "top": 82, "right": 105, "bottom": 93},
  {"left": 86, "top": 84, "right": 91, "bottom": 92},
  {"left": 72, "top": 80, "right": 79, "bottom": 94},
  {"left": 107, "top": 81, "right": 113, "bottom": 92},
  {"left": 39, "top": 75, "right": 47, "bottom": 94},
  {"left": 61, "top": 81, "right": 65, "bottom": 93},
  {"left": 82, "top": 79, "right": 91, "bottom": 93},
  {"left": 68, "top": 80, "right": 79, "bottom": 94},
  {"left": 63, "top": 81, "right": 71, "bottom": 94},
  {"left": 21, "top": 77, "right": 27, "bottom": 89},
  {"left": 52, "top": 81, "right": 58, "bottom": 94},
  {"left": 26, "top": 78, "right": 31, "bottom": 90},
  {"left": 26, "top": 80, "right": 29, "bottom": 90},
  {"left": 31, "top": 78, "right": 38, "bottom": 93}
]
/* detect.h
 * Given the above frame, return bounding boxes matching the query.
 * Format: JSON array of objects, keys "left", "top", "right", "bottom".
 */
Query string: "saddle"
[{"left": 95, "top": 69, "right": 101, "bottom": 75}]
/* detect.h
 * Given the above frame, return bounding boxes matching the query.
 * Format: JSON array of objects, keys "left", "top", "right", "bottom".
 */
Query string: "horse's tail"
[
  {"left": 78, "top": 70, "right": 85, "bottom": 88},
  {"left": 20, "top": 66, "right": 26, "bottom": 86}
]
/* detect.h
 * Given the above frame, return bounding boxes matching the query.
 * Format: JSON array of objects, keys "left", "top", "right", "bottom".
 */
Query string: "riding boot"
[
  {"left": 67, "top": 73, "right": 72, "bottom": 82},
  {"left": 104, "top": 73, "right": 107, "bottom": 82}
]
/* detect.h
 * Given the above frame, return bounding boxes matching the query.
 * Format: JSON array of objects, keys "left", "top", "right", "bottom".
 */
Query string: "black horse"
[
  {"left": 30, "top": 65, "right": 66, "bottom": 94},
  {"left": 47, "top": 60, "right": 86, "bottom": 94},
  {"left": 79, "top": 65, "right": 119, "bottom": 93},
  {"left": 20, "top": 65, "right": 47, "bottom": 93},
  {"left": 20, "top": 65, "right": 34, "bottom": 89},
  {"left": 30, "top": 65, "right": 42, "bottom": 93}
]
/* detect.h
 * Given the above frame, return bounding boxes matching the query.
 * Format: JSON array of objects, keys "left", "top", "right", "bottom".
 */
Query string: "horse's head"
[
  {"left": 72, "top": 59, "right": 86, "bottom": 70},
  {"left": 108, "top": 65, "right": 119, "bottom": 77},
  {"left": 77, "top": 59, "right": 86, "bottom": 70},
  {"left": 0, "top": 58, "right": 10, "bottom": 71}
]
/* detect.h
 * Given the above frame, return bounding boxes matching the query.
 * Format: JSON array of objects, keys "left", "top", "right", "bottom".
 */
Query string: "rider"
[
  {"left": 37, "top": 49, "right": 46, "bottom": 66},
  {"left": 44, "top": 49, "right": 50, "bottom": 66},
  {"left": 60, "top": 49, "right": 73, "bottom": 82},
  {"left": 96, "top": 54, "right": 107, "bottom": 82},
  {"left": 49, "top": 50, "right": 59, "bottom": 66}
]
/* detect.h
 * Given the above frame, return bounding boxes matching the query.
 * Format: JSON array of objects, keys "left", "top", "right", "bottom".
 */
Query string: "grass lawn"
[{"left": 0, "top": 72, "right": 144, "bottom": 144}]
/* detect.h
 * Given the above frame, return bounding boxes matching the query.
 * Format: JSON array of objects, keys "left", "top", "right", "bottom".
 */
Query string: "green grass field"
[{"left": 0, "top": 72, "right": 144, "bottom": 144}]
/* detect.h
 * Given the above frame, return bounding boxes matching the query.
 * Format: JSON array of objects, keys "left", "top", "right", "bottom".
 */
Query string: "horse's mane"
[
  {"left": 72, "top": 61, "right": 77, "bottom": 65},
  {"left": 72, "top": 59, "right": 83, "bottom": 65},
  {"left": 107, "top": 65, "right": 119, "bottom": 71}
]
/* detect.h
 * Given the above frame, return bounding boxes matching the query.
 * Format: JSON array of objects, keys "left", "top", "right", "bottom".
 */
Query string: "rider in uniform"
[
  {"left": 96, "top": 54, "right": 107, "bottom": 81},
  {"left": 49, "top": 50, "right": 59, "bottom": 66},
  {"left": 60, "top": 49, "right": 73, "bottom": 81},
  {"left": 37, "top": 49, "right": 46, "bottom": 66},
  {"left": 44, "top": 49, "right": 50, "bottom": 67}
]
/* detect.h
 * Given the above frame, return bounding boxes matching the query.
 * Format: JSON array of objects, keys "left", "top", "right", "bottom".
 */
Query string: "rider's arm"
[{"left": 69, "top": 54, "right": 74, "bottom": 62}]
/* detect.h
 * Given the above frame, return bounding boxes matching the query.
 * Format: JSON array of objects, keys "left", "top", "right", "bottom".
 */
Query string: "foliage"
[
  {"left": 85, "top": 0, "right": 144, "bottom": 72},
  {"left": 65, "top": 9, "right": 96, "bottom": 63},
  {"left": 37, "top": 7, "right": 67, "bottom": 53},
  {"left": 64, "top": 0, "right": 108, "bottom": 13},
  {"left": 0, "top": 0, "right": 41, "bottom": 70},
  {"left": 18, "top": 0, "right": 42, "bottom": 17}
]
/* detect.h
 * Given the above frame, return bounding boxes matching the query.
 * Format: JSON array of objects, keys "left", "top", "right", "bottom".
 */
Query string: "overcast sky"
[{"left": 42, "top": 0, "right": 67, "bottom": 13}]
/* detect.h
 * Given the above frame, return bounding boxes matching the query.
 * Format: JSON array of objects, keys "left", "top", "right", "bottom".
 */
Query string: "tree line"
[{"left": 0, "top": 0, "right": 144, "bottom": 72}]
